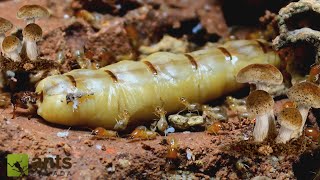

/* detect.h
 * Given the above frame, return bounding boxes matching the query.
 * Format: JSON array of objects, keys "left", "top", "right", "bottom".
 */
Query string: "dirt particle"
[
  {"left": 63, "top": 144, "right": 72, "bottom": 156},
  {"left": 84, "top": 139, "right": 94, "bottom": 147},
  {"left": 23, "top": 63, "right": 35, "bottom": 71},
  {"left": 118, "top": 159, "right": 131, "bottom": 168},
  {"left": 258, "top": 145, "right": 273, "bottom": 156},
  {"left": 141, "top": 143, "right": 155, "bottom": 151}
]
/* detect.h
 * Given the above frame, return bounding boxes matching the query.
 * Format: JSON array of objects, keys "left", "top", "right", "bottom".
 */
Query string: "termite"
[
  {"left": 35, "top": 40, "right": 280, "bottom": 129},
  {"left": 129, "top": 126, "right": 157, "bottom": 140},
  {"left": 178, "top": 97, "right": 201, "bottom": 115},
  {"left": 11, "top": 91, "right": 38, "bottom": 118},
  {"left": 153, "top": 106, "right": 169, "bottom": 133},
  {"left": 201, "top": 105, "right": 227, "bottom": 122},
  {"left": 92, "top": 127, "right": 118, "bottom": 139},
  {"left": 206, "top": 121, "right": 223, "bottom": 135},
  {"left": 114, "top": 110, "right": 130, "bottom": 131},
  {"left": 166, "top": 137, "right": 179, "bottom": 159}
]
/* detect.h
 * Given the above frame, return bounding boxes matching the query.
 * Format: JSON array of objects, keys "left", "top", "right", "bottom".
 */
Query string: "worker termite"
[
  {"left": 206, "top": 121, "right": 223, "bottom": 135},
  {"left": 92, "top": 127, "right": 118, "bottom": 139},
  {"left": 152, "top": 106, "right": 169, "bottom": 133},
  {"left": 76, "top": 10, "right": 101, "bottom": 29},
  {"left": 11, "top": 91, "right": 39, "bottom": 118},
  {"left": 129, "top": 126, "right": 157, "bottom": 140},
  {"left": 166, "top": 137, "right": 179, "bottom": 160},
  {"left": 179, "top": 97, "right": 201, "bottom": 115},
  {"left": 74, "top": 49, "right": 96, "bottom": 69},
  {"left": 202, "top": 105, "right": 228, "bottom": 122},
  {"left": 225, "top": 96, "right": 248, "bottom": 119},
  {"left": 35, "top": 40, "right": 281, "bottom": 129},
  {"left": 225, "top": 96, "right": 246, "bottom": 112},
  {"left": 66, "top": 91, "right": 94, "bottom": 111},
  {"left": 114, "top": 110, "right": 130, "bottom": 131}
]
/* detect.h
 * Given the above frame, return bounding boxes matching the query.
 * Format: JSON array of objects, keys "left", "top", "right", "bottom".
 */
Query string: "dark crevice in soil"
[{"left": 293, "top": 148, "right": 320, "bottom": 180}]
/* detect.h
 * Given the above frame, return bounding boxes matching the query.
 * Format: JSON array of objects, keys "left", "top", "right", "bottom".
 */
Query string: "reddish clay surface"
[{"left": 0, "top": 0, "right": 319, "bottom": 179}]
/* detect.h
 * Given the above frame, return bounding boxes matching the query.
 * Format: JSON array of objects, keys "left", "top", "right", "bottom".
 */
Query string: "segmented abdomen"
[{"left": 36, "top": 40, "right": 280, "bottom": 129}]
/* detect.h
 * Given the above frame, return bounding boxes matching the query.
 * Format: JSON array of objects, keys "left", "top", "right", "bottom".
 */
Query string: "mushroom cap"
[
  {"left": 287, "top": 82, "right": 320, "bottom": 108},
  {"left": 2, "top": 35, "right": 21, "bottom": 53},
  {"left": 22, "top": 23, "right": 42, "bottom": 41},
  {"left": 246, "top": 90, "right": 274, "bottom": 116},
  {"left": 0, "top": 17, "right": 13, "bottom": 34},
  {"left": 17, "top": 5, "right": 49, "bottom": 20},
  {"left": 278, "top": 108, "right": 302, "bottom": 130},
  {"left": 236, "top": 64, "right": 283, "bottom": 85}
]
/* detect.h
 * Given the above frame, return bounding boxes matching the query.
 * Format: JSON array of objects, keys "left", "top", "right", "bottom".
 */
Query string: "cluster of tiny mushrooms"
[
  {"left": 0, "top": 4, "right": 319, "bottom": 145},
  {"left": 236, "top": 64, "right": 320, "bottom": 143},
  {"left": 0, "top": 5, "right": 48, "bottom": 62}
]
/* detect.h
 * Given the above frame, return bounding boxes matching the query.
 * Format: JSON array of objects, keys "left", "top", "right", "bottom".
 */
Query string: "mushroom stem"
[
  {"left": 7, "top": 50, "right": 21, "bottom": 62},
  {"left": 25, "top": 40, "right": 38, "bottom": 60},
  {"left": 26, "top": 18, "right": 35, "bottom": 24},
  {"left": 253, "top": 114, "right": 269, "bottom": 142},
  {"left": 297, "top": 105, "right": 310, "bottom": 134},
  {"left": 255, "top": 84, "right": 268, "bottom": 92},
  {"left": 253, "top": 110, "right": 275, "bottom": 142},
  {"left": 255, "top": 84, "right": 286, "bottom": 96},
  {"left": 0, "top": 33, "right": 4, "bottom": 53},
  {"left": 276, "top": 126, "right": 293, "bottom": 143}
]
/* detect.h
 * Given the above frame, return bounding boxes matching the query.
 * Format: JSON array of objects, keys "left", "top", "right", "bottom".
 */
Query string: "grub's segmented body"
[{"left": 36, "top": 40, "right": 280, "bottom": 129}]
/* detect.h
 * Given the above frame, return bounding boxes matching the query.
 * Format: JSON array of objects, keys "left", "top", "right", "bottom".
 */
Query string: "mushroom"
[
  {"left": 236, "top": 64, "right": 283, "bottom": 92},
  {"left": 22, "top": 23, "right": 42, "bottom": 61},
  {"left": 17, "top": 5, "right": 49, "bottom": 24},
  {"left": 276, "top": 107, "right": 302, "bottom": 143},
  {"left": 246, "top": 90, "right": 275, "bottom": 142},
  {"left": 287, "top": 82, "right": 320, "bottom": 136},
  {"left": 2, "top": 35, "right": 22, "bottom": 62},
  {"left": 0, "top": 17, "right": 13, "bottom": 53}
]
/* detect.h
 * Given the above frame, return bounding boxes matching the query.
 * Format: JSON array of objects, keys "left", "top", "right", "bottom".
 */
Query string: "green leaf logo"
[{"left": 7, "top": 154, "right": 28, "bottom": 177}]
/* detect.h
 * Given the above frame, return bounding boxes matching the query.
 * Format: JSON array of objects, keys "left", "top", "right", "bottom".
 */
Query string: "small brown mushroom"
[
  {"left": 0, "top": 17, "right": 13, "bottom": 53},
  {"left": 276, "top": 108, "right": 302, "bottom": 143},
  {"left": 17, "top": 5, "right": 49, "bottom": 24},
  {"left": 287, "top": 82, "right": 320, "bottom": 136},
  {"left": 236, "top": 64, "right": 283, "bottom": 92},
  {"left": 2, "top": 35, "right": 22, "bottom": 62},
  {"left": 246, "top": 90, "right": 275, "bottom": 142},
  {"left": 22, "top": 23, "right": 42, "bottom": 61}
]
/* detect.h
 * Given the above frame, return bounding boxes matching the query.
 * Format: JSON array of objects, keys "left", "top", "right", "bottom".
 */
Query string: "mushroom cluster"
[
  {"left": 0, "top": 5, "right": 48, "bottom": 62},
  {"left": 237, "top": 63, "right": 319, "bottom": 143}
]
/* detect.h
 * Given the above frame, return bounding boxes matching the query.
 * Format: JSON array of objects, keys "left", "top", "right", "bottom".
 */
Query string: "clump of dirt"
[
  {"left": 71, "top": 0, "right": 228, "bottom": 37},
  {"left": 0, "top": 57, "right": 60, "bottom": 72}
]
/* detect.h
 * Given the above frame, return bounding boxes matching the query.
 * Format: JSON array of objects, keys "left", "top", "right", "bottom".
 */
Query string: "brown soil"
[
  {"left": 0, "top": 0, "right": 319, "bottom": 179},
  {"left": 1, "top": 100, "right": 319, "bottom": 179}
]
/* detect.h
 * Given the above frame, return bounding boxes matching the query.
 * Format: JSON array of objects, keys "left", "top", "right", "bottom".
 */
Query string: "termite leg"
[
  {"left": 11, "top": 104, "right": 16, "bottom": 119},
  {"left": 177, "top": 108, "right": 187, "bottom": 115},
  {"left": 194, "top": 110, "right": 200, "bottom": 116}
]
